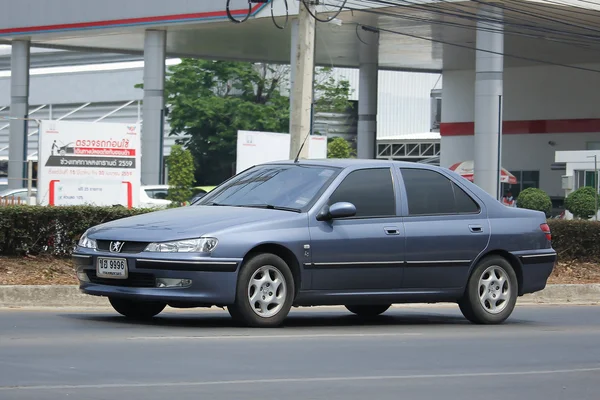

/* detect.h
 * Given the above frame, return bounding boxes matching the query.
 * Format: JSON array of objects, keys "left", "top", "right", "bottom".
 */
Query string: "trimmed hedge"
[
  {"left": 0, "top": 206, "right": 599, "bottom": 262},
  {"left": 0, "top": 206, "right": 153, "bottom": 256},
  {"left": 517, "top": 188, "right": 552, "bottom": 216},
  {"left": 547, "top": 219, "right": 600, "bottom": 262}
]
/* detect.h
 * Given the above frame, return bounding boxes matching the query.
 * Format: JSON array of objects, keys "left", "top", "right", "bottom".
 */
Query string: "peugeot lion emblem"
[{"left": 110, "top": 241, "right": 124, "bottom": 253}]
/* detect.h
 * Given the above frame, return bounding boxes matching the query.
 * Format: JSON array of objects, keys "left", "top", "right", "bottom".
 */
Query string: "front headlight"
[
  {"left": 144, "top": 237, "right": 218, "bottom": 253},
  {"left": 78, "top": 230, "right": 97, "bottom": 249}
]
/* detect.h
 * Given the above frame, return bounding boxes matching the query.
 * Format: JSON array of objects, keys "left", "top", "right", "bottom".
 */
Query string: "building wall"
[
  {"left": 332, "top": 68, "right": 441, "bottom": 138},
  {"left": 440, "top": 62, "right": 600, "bottom": 198},
  {"left": 441, "top": 63, "right": 600, "bottom": 123}
]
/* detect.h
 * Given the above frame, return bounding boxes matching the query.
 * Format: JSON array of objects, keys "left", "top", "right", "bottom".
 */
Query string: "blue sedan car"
[{"left": 73, "top": 159, "right": 556, "bottom": 327}]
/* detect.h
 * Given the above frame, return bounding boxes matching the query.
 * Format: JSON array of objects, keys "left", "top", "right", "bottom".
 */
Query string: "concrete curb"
[{"left": 0, "top": 284, "right": 598, "bottom": 309}]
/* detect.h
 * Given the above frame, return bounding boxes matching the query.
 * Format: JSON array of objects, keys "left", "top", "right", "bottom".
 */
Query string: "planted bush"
[
  {"left": 0, "top": 205, "right": 153, "bottom": 256},
  {"left": 547, "top": 219, "right": 600, "bottom": 262},
  {"left": 517, "top": 188, "right": 552, "bottom": 216},
  {"left": 565, "top": 186, "right": 598, "bottom": 219}
]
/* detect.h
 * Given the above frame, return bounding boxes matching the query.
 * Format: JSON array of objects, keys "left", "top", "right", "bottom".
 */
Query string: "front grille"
[
  {"left": 96, "top": 240, "right": 149, "bottom": 254},
  {"left": 86, "top": 270, "right": 156, "bottom": 288}
]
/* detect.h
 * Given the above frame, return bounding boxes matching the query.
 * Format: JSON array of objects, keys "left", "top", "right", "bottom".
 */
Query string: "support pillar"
[
  {"left": 8, "top": 40, "right": 30, "bottom": 190},
  {"left": 141, "top": 30, "right": 166, "bottom": 185},
  {"left": 357, "top": 28, "right": 379, "bottom": 159},
  {"left": 474, "top": 4, "right": 504, "bottom": 198},
  {"left": 289, "top": 1, "right": 316, "bottom": 160}
]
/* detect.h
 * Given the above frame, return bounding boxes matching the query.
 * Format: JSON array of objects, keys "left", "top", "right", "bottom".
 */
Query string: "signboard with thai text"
[{"left": 37, "top": 120, "right": 141, "bottom": 207}]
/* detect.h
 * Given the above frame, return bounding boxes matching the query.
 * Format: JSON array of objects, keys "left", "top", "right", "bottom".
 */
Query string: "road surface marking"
[{"left": 2, "top": 367, "right": 600, "bottom": 391}]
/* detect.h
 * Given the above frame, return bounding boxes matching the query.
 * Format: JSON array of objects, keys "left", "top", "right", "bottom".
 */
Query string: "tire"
[
  {"left": 345, "top": 304, "right": 391, "bottom": 317},
  {"left": 108, "top": 297, "right": 166, "bottom": 320},
  {"left": 458, "top": 255, "right": 518, "bottom": 324},
  {"left": 227, "top": 253, "right": 295, "bottom": 328}
]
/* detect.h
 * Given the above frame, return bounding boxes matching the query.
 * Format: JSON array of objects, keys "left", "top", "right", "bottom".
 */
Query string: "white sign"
[
  {"left": 236, "top": 130, "right": 328, "bottom": 174},
  {"left": 38, "top": 120, "right": 141, "bottom": 207}
]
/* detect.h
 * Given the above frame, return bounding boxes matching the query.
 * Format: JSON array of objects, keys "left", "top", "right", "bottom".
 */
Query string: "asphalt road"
[{"left": 0, "top": 304, "right": 599, "bottom": 400}]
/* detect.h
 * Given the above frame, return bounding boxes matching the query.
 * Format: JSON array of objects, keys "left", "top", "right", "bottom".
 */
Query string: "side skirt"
[{"left": 293, "top": 288, "right": 465, "bottom": 307}]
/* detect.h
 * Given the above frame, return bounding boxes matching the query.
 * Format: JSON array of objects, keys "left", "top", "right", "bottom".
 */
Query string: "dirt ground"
[{"left": 1, "top": 256, "right": 600, "bottom": 286}]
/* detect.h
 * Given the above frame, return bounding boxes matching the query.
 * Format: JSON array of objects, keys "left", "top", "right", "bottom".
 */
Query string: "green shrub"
[
  {"left": 166, "top": 144, "right": 196, "bottom": 206},
  {"left": 327, "top": 137, "right": 355, "bottom": 159},
  {"left": 517, "top": 188, "right": 552, "bottom": 216},
  {"left": 565, "top": 186, "right": 598, "bottom": 219},
  {"left": 0, "top": 205, "right": 153, "bottom": 256},
  {"left": 547, "top": 219, "right": 600, "bottom": 262}
]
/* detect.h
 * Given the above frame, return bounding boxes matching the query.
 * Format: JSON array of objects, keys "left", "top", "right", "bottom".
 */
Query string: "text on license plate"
[{"left": 97, "top": 257, "right": 128, "bottom": 279}]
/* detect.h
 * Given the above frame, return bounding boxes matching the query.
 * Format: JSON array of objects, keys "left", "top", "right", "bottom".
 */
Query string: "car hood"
[{"left": 87, "top": 205, "right": 298, "bottom": 242}]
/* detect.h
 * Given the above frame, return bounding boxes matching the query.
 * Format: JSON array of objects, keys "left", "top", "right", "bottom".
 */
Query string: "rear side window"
[
  {"left": 400, "top": 168, "right": 480, "bottom": 216},
  {"left": 328, "top": 168, "right": 396, "bottom": 218}
]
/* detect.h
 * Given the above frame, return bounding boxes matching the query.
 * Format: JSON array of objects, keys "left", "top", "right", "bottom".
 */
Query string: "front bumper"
[{"left": 73, "top": 249, "right": 242, "bottom": 306}]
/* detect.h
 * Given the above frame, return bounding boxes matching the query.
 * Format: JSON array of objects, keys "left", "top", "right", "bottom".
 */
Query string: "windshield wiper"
[{"left": 236, "top": 204, "right": 302, "bottom": 213}]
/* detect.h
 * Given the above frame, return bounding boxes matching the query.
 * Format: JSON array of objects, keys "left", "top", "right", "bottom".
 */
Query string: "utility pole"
[{"left": 289, "top": 1, "right": 316, "bottom": 160}]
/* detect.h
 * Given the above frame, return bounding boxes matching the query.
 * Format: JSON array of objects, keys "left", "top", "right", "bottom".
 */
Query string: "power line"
[
  {"left": 356, "top": 23, "right": 600, "bottom": 74},
  {"left": 342, "top": 0, "right": 600, "bottom": 51}
]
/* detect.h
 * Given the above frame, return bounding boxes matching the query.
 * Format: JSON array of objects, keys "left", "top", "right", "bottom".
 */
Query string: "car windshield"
[{"left": 197, "top": 164, "right": 339, "bottom": 211}]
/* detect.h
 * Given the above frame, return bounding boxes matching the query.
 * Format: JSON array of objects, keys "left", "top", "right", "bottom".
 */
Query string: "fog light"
[
  {"left": 77, "top": 271, "right": 90, "bottom": 283},
  {"left": 155, "top": 278, "right": 192, "bottom": 288}
]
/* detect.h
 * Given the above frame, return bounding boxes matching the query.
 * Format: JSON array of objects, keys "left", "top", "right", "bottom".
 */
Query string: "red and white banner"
[{"left": 37, "top": 120, "right": 141, "bottom": 208}]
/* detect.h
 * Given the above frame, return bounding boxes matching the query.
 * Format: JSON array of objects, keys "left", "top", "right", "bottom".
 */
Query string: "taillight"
[{"left": 540, "top": 223, "right": 551, "bottom": 241}]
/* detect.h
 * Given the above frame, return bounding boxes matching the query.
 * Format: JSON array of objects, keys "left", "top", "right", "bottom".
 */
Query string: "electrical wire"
[
  {"left": 355, "top": 23, "right": 370, "bottom": 45},
  {"left": 357, "top": 23, "right": 600, "bottom": 74},
  {"left": 340, "top": 0, "right": 600, "bottom": 52},
  {"left": 226, "top": 0, "right": 252, "bottom": 24},
  {"left": 301, "top": 0, "right": 348, "bottom": 23},
  {"left": 368, "top": 0, "right": 600, "bottom": 41},
  {"left": 358, "top": 0, "right": 600, "bottom": 42},
  {"left": 271, "top": 0, "right": 289, "bottom": 30}
]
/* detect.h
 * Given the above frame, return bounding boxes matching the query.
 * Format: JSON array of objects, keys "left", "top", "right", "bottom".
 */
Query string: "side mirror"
[{"left": 316, "top": 202, "right": 356, "bottom": 221}]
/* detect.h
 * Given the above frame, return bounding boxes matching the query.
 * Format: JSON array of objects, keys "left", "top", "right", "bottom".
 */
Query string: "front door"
[
  {"left": 398, "top": 167, "right": 490, "bottom": 290},
  {"left": 308, "top": 167, "right": 405, "bottom": 291}
]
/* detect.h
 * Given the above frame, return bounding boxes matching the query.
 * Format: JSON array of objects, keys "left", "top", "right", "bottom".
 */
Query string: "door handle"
[
  {"left": 384, "top": 226, "right": 400, "bottom": 235},
  {"left": 469, "top": 225, "right": 483, "bottom": 233}
]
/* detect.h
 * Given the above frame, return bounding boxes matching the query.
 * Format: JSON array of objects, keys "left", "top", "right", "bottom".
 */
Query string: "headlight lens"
[
  {"left": 144, "top": 238, "right": 218, "bottom": 253},
  {"left": 78, "top": 230, "right": 97, "bottom": 249}
]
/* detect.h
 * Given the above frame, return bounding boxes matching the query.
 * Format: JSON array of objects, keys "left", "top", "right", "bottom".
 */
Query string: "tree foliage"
[
  {"left": 165, "top": 144, "right": 195, "bottom": 206},
  {"left": 565, "top": 186, "right": 599, "bottom": 219},
  {"left": 162, "top": 59, "right": 352, "bottom": 185},
  {"left": 327, "top": 137, "right": 355, "bottom": 159},
  {"left": 516, "top": 188, "right": 552, "bottom": 216},
  {"left": 313, "top": 67, "right": 353, "bottom": 114}
]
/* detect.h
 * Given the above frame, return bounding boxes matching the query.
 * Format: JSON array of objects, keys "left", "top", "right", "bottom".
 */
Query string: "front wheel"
[
  {"left": 227, "top": 253, "right": 295, "bottom": 328},
  {"left": 109, "top": 297, "right": 166, "bottom": 320},
  {"left": 345, "top": 304, "right": 391, "bottom": 317},
  {"left": 458, "top": 256, "right": 518, "bottom": 324}
]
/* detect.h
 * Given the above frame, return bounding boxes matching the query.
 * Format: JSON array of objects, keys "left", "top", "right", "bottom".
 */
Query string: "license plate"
[{"left": 97, "top": 257, "right": 128, "bottom": 279}]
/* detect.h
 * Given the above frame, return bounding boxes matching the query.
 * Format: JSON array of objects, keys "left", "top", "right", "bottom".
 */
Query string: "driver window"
[{"left": 328, "top": 168, "right": 396, "bottom": 218}]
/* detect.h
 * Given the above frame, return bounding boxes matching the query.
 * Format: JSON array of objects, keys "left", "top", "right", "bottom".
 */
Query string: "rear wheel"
[
  {"left": 108, "top": 297, "right": 166, "bottom": 320},
  {"left": 227, "top": 253, "right": 295, "bottom": 328},
  {"left": 459, "top": 255, "right": 518, "bottom": 324},
  {"left": 345, "top": 304, "right": 391, "bottom": 317}
]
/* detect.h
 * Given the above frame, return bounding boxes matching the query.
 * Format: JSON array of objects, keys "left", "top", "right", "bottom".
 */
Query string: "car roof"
[{"left": 262, "top": 158, "right": 438, "bottom": 169}]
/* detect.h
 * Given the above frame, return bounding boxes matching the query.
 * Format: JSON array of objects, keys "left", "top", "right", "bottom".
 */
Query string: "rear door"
[
  {"left": 308, "top": 167, "right": 405, "bottom": 291},
  {"left": 397, "top": 167, "right": 490, "bottom": 290}
]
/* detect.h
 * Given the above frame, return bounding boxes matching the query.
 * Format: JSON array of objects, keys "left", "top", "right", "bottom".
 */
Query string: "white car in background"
[
  {"left": 139, "top": 185, "right": 173, "bottom": 208},
  {"left": 0, "top": 187, "right": 37, "bottom": 205}
]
